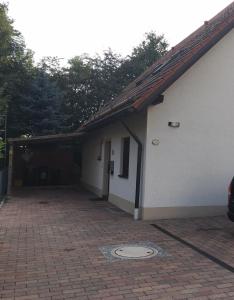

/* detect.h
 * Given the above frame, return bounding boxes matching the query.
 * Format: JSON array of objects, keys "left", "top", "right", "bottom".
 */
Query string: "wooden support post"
[{"left": 7, "top": 144, "right": 14, "bottom": 195}]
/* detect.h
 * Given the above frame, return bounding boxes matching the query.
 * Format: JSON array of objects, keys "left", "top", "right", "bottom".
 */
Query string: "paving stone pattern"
[{"left": 0, "top": 188, "right": 234, "bottom": 299}]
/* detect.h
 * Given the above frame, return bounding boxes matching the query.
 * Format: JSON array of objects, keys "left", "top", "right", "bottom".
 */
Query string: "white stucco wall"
[
  {"left": 81, "top": 135, "right": 104, "bottom": 197},
  {"left": 81, "top": 113, "right": 146, "bottom": 209},
  {"left": 144, "top": 29, "right": 234, "bottom": 211}
]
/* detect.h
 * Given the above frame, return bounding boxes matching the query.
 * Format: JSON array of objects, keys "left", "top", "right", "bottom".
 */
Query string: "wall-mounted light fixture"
[
  {"left": 168, "top": 121, "right": 180, "bottom": 128},
  {"left": 152, "top": 138, "right": 160, "bottom": 146}
]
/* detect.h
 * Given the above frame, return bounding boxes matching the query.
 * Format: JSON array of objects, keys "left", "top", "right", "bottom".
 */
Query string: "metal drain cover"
[
  {"left": 100, "top": 242, "right": 168, "bottom": 261},
  {"left": 111, "top": 245, "right": 158, "bottom": 259}
]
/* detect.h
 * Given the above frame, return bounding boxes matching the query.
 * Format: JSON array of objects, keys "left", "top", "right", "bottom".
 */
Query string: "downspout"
[{"left": 121, "top": 122, "right": 142, "bottom": 220}]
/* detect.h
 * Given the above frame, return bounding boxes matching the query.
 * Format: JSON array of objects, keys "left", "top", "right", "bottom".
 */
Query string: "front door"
[{"left": 102, "top": 141, "right": 111, "bottom": 199}]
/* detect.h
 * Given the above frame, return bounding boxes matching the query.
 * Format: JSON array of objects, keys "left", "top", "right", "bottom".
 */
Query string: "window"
[{"left": 119, "top": 137, "right": 130, "bottom": 178}]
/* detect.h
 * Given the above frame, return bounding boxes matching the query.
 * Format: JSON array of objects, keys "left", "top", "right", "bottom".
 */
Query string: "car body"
[{"left": 228, "top": 177, "right": 234, "bottom": 221}]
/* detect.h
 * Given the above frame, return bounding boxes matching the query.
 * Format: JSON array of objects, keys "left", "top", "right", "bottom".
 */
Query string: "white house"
[
  {"left": 80, "top": 3, "right": 234, "bottom": 220},
  {"left": 7, "top": 3, "right": 233, "bottom": 221}
]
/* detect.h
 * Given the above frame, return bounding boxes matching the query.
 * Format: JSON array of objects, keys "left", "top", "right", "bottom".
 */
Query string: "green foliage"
[
  {"left": 0, "top": 139, "right": 5, "bottom": 159},
  {"left": 118, "top": 32, "right": 168, "bottom": 84},
  {"left": 0, "top": 3, "right": 34, "bottom": 136},
  {"left": 0, "top": 4, "right": 64, "bottom": 137},
  {"left": 10, "top": 68, "right": 64, "bottom": 136},
  {"left": 0, "top": 3, "right": 169, "bottom": 136},
  {"left": 58, "top": 33, "right": 168, "bottom": 130},
  {"left": 58, "top": 50, "right": 125, "bottom": 129},
  {"left": 30, "top": 69, "right": 64, "bottom": 135}
]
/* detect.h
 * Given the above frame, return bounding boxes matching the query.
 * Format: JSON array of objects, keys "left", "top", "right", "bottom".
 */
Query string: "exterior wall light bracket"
[{"left": 168, "top": 122, "right": 180, "bottom": 128}]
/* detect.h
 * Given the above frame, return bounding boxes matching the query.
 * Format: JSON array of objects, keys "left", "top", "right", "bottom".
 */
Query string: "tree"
[
  {"left": 56, "top": 50, "right": 123, "bottom": 130},
  {"left": 0, "top": 3, "right": 35, "bottom": 137},
  {"left": 117, "top": 32, "right": 168, "bottom": 86},
  {"left": 0, "top": 5, "right": 65, "bottom": 137},
  {"left": 0, "top": 2, "right": 17, "bottom": 114},
  {"left": 12, "top": 69, "right": 64, "bottom": 136},
  {"left": 59, "top": 32, "right": 168, "bottom": 130},
  {"left": 1, "top": 3, "right": 169, "bottom": 136},
  {"left": 57, "top": 55, "right": 93, "bottom": 130}
]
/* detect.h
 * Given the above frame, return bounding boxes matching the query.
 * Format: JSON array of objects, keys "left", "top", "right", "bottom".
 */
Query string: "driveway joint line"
[{"left": 151, "top": 223, "right": 234, "bottom": 273}]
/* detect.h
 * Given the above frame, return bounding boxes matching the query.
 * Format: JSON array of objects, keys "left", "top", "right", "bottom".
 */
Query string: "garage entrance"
[{"left": 7, "top": 132, "right": 85, "bottom": 192}]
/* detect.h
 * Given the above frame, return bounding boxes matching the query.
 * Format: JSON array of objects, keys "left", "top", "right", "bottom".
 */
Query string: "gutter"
[{"left": 121, "top": 122, "right": 142, "bottom": 220}]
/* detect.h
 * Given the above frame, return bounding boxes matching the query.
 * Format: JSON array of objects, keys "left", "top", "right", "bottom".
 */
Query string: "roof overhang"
[
  {"left": 8, "top": 131, "right": 85, "bottom": 146},
  {"left": 82, "top": 103, "right": 135, "bottom": 131}
]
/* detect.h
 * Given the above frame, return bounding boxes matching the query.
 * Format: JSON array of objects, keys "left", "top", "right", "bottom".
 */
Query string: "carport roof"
[{"left": 8, "top": 131, "right": 85, "bottom": 145}]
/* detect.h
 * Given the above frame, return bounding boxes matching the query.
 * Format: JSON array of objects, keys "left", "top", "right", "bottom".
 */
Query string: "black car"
[{"left": 228, "top": 177, "right": 234, "bottom": 221}]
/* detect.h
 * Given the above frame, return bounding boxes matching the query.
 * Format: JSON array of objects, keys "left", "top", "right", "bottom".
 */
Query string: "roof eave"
[
  {"left": 83, "top": 103, "right": 135, "bottom": 131},
  {"left": 8, "top": 132, "right": 85, "bottom": 145}
]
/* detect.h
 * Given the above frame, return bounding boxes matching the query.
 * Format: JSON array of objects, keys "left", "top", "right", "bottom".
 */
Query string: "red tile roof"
[{"left": 84, "top": 2, "right": 234, "bottom": 129}]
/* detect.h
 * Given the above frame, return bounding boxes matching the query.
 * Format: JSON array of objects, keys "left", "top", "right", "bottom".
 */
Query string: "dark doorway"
[
  {"left": 13, "top": 142, "right": 82, "bottom": 187},
  {"left": 102, "top": 141, "right": 111, "bottom": 199}
]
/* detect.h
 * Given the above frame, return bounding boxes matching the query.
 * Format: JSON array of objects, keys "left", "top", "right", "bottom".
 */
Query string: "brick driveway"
[{"left": 0, "top": 188, "right": 234, "bottom": 300}]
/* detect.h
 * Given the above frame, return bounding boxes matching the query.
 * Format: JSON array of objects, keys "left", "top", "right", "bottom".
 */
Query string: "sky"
[{"left": 7, "top": 0, "right": 232, "bottom": 63}]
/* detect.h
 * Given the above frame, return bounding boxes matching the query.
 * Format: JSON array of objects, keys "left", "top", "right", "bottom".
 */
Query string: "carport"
[{"left": 7, "top": 132, "right": 85, "bottom": 194}]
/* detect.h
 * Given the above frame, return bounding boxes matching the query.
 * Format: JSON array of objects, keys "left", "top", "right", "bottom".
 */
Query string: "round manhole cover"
[{"left": 111, "top": 245, "right": 158, "bottom": 259}]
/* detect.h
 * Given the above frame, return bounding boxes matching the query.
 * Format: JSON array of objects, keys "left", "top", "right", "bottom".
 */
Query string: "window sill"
[{"left": 118, "top": 174, "right": 128, "bottom": 179}]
